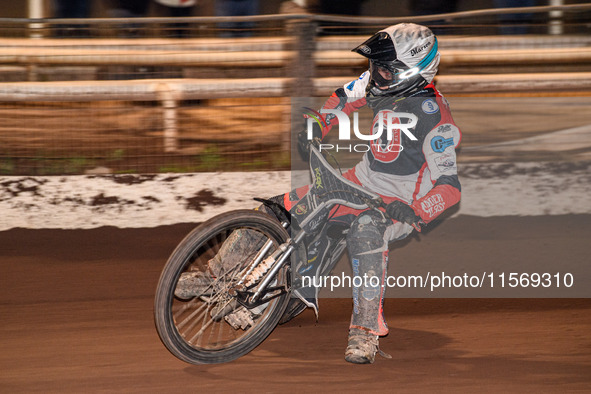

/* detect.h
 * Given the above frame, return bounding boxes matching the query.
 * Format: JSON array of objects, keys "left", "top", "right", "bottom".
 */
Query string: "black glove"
[
  {"left": 296, "top": 122, "right": 322, "bottom": 161},
  {"left": 385, "top": 200, "right": 423, "bottom": 230}
]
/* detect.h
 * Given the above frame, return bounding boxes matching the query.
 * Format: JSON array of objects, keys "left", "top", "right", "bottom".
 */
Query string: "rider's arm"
[
  {"left": 410, "top": 122, "right": 462, "bottom": 224},
  {"left": 298, "top": 73, "right": 368, "bottom": 158},
  {"left": 315, "top": 72, "right": 370, "bottom": 139}
]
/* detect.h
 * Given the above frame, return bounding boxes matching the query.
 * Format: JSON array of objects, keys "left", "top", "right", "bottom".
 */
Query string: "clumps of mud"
[
  {"left": 0, "top": 177, "right": 47, "bottom": 198},
  {"left": 185, "top": 189, "right": 227, "bottom": 212}
]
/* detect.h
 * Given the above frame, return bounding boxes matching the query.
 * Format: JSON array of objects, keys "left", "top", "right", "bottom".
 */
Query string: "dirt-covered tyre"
[{"left": 154, "top": 209, "right": 290, "bottom": 364}]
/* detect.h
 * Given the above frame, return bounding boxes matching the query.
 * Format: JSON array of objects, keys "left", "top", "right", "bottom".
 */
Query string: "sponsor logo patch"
[
  {"left": 431, "top": 135, "right": 454, "bottom": 153},
  {"left": 359, "top": 45, "right": 371, "bottom": 55},
  {"left": 422, "top": 99, "right": 439, "bottom": 114},
  {"left": 314, "top": 167, "right": 323, "bottom": 189},
  {"left": 434, "top": 152, "right": 456, "bottom": 172},
  {"left": 295, "top": 204, "right": 307, "bottom": 215},
  {"left": 306, "top": 215, "right": 325, "bottom": 232},
  {"left": 420, "top": 194, "right": 445, "bottom": 218},
  {"left": 436, "top": 124, "right": 452, "bottom": 133}
]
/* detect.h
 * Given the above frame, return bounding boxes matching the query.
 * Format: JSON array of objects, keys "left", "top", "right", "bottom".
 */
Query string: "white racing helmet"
[{"left": 352, "top": 23, "right": 440, "bottom": 98}]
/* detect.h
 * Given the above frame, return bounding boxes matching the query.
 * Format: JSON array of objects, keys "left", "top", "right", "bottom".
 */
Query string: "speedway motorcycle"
[{"left": 154, "top": 141, "right": 389, "bottom": 364}]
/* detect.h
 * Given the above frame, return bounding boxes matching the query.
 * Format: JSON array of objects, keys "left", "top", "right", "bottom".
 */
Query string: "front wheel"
[{"left": 154, "top": 210, "right": 291, "bottom": 364}]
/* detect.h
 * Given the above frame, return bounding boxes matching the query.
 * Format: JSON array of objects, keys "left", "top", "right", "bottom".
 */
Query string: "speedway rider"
[
  {"left": 285, "top": 22, "right": 462, "bottom": 364},
  {"left": 176, "top": 23, "right": 461, "bottom": 364}
]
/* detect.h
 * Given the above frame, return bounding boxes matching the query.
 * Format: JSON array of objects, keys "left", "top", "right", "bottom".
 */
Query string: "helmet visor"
[{"left": 369, "top": 61, "right": 406, "bottom": 89}]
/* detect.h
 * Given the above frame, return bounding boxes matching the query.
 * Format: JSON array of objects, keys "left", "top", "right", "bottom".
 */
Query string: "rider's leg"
[
  {"left": 346, "top": 210, "right": 389, "bottom": 361},
  {"left": 344, "top": 210, "right": 413, "bottom": 364}
]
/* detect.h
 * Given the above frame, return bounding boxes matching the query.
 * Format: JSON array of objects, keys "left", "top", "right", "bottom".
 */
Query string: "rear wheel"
[{"left": 154, "top": 210, "right": 290, "bottom": 364}]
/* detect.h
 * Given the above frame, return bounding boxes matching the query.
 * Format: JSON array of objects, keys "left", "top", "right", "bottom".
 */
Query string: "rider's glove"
[
  {"left": 297, "top": 122, "right": 322, "bottom": 161},
  {"left": 385, "top": 200, "right": 424, "bottom": 231}
]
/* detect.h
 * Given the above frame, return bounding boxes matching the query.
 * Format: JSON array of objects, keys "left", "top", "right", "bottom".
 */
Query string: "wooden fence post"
[{"left": 282, "top": 3, "right": 316, "bottom": 162}]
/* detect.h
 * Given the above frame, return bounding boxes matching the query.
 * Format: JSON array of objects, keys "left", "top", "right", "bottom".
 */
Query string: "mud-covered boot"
[{"left": 344, "top": 327, "right": 379, "bottom": 364}]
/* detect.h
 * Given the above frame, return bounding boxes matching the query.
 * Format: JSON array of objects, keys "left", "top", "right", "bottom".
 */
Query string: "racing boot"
[{"left": 345, "top": 327, "right": 379, "bottom": 364}]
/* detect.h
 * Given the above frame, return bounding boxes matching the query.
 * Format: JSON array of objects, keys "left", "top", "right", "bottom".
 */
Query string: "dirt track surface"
[{"left": 1, "top": 215, "right": 590, "bottom": 393}]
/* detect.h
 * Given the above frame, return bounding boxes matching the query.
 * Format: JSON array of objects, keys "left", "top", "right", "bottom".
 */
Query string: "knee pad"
[{"left": 347, "top": 210, "right": 389, "bottom": 256}]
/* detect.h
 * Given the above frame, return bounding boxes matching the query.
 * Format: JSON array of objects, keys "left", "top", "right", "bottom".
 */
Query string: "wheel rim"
[{"left": 169, "top": 224, "right": 287, "bottom": 351}]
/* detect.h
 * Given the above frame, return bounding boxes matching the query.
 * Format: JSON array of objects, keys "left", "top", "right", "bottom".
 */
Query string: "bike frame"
[{"left": 240, "top": 143, "right": 386, "bottom": 305}]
